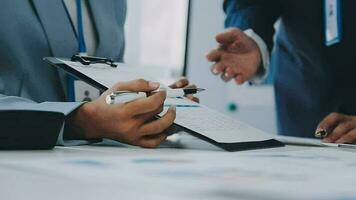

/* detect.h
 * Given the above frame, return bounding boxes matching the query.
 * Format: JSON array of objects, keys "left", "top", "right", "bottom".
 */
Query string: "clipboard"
[
  {"left": 44, "top": 57, "right": 108, "bottom": 92},
  {"left": 44, "top": 57, "right": 284, "bottom": 151}
]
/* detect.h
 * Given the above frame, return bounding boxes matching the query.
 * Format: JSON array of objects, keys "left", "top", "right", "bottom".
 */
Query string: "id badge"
[
  {"left": 324, "top": 0, "right": 343, "bottom": 46},
  {"left": 73, "top": 80, "right": 100, "bottom": 102},
  {"left": 67, "top": 76, "right": 100, "bottom": 102}
]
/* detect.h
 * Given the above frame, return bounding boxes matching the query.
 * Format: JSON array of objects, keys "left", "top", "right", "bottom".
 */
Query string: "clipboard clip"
[{"left": 71, "top": 54, "right": 117, "bottom": 67}]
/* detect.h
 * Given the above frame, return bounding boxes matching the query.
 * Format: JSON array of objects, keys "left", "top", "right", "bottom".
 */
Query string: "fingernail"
[
  {"left": 212, "top": 68, "right": 219, "bottom": 74},
  {"left": 315, "top": 127, "right": 322, "bottom": 132},
  {"left": 224, "top": 72, "right": 229, "bottom": 78},
  {"left": 149, "top": 81, "right": 160, "bottom": 89}
]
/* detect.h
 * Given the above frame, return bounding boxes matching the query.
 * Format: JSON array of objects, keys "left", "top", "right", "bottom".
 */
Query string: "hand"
[
  {"left": 169, "top": 77, "right": 200, "bottom": 103},
  {"left": 68, "top": 79, "right": 176, "bottom": 148},
  {"left": 206, "top": 28, "right": 262, "bottom": 84},
  {"left": 316, "top": 112, "right": 356, "bottom": 144}
]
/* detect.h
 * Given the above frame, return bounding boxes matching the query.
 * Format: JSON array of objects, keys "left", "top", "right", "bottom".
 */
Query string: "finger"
[
  {"left": 316, "top": 113, "right": 348, "bottom": 134},
  {"left": 186, "top": 95, "right": 200, "bottom": 103},
  {"left": 121, "top": 91, "right": 166, "bottom": 116},
  {"left": 234, "top": 74, "right": 245, "bottom": 85},
  {"left": 216, "top": 28, "right": 243, "bottom": 45},
  {"left": 112, "top": 79, "right": 160, "bottom": 92},
  {"left": 323, "top": 122, "right": 354, "bottom": 143},
  {"left": 169, "top": 78, "right": 189, "bottom": 89},
  {"left": 221, "top": 67, "right": 238, "bottom": 82},
  {"left": 136, "top": 105, "right": 164, "bottom": 123},
  {"left": 138, "top": 106, "right": 176, "bottom": 136},
  {"left": 184, "top": 84, "right": 197, "bottom": 89},
  {"left": 335, "top": 129, "right": 356, "bottom": 144},
  {"left": 206, "top": 49, "right": 222, "bottom": 62},
  {"left": 136, "top": 133, "right": 168, "bottom": 148},
  {"left": 220, "top": 70, "right": 230, "bottom": 82},
  {"left": 211, "top": 62, "right": 227, "bottom": 75}
]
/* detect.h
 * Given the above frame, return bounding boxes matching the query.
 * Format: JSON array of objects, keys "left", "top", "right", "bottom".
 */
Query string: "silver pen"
[{"left": 106, "top": 88, "right": 205, "bottom": 104}]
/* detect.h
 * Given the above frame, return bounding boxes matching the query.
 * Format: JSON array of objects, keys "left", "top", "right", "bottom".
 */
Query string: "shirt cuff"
[
  {"left": 244, "top": 29, "right": 270, "bottom": 84},
  {"left": 56, "top": 123, "right": 93, "bottom": 146}
]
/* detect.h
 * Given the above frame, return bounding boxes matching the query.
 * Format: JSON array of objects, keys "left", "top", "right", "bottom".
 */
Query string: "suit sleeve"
[
  {"left": 223, "top": 0, "right": 282, "bottom": 52},
  {"left": 0, "top": 94, "right": 95, "bottom": 148}
]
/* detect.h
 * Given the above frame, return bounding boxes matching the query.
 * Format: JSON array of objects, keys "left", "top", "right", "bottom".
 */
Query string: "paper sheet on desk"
[
  {"left": 161, "top": 98, "right": 274, "bottom": 143},
  {"left": 3, "top": 146, "right": 356, "bottom": 200}
]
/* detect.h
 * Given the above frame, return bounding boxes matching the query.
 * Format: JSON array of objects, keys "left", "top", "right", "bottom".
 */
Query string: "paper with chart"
[
  {"left": 57, "top": 59, "right": 276, "bottom": 144},
  {"left": 161, "top": 97, "right": 274, "bottom": 143}
]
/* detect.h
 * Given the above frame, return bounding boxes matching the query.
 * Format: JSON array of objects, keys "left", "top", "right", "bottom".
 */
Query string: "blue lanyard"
[
  {"left": 76, "top": 0, "right": 86, "bottom": 53},
  {"left": 67, "top": 0, "right": 86, "bottom": 102}
]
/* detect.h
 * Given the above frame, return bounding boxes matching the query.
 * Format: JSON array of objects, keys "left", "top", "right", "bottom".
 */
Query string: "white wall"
[
  {"left": 186, "top": 0, "right": 277, "bottom": 134},
  {"left": 186, "top": 0, "right": 227, "bottom": 111},
  {"left": 124, "top": 0, "right": 189, "bottom": 84}
]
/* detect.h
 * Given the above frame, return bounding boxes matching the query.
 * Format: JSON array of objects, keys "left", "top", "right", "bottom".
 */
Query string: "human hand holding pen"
[
  {"left": 68, "top": 79, "right": 176, "bottom": 148},
  {"left": 316, "top": 112, "right": 356, "bottom": 144}
]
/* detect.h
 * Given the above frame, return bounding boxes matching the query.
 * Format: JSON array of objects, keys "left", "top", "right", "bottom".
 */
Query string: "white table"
[{"left": 1, "top": 135, "right": 356, "bottom": 200}]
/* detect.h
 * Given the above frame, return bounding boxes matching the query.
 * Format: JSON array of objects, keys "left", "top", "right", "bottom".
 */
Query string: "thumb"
[
  {"left": 169, "top": 77, "right": 189, "bottom": 88},
  {"left": 112, "top": 79, "right": 160, "bottom": 92}
]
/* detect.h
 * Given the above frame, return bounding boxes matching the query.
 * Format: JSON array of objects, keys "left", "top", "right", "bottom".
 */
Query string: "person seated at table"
[{"left": 0, "top": 0, "right": 192, "bottom": 148}]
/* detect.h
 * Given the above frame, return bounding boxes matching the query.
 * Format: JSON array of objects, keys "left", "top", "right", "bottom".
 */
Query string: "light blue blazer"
[{"left": 0, "top": 0, "right": 126, "bottom": 147}]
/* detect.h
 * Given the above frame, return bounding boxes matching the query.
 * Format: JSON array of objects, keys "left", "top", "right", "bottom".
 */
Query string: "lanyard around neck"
[{"left": 76, "top": 0, "right": 87, "bottom": 54}]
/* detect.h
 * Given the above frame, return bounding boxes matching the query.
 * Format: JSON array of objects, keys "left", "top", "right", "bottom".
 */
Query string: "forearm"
[{"left": 64, "top": 102, "right": 102, "bottom": 141}]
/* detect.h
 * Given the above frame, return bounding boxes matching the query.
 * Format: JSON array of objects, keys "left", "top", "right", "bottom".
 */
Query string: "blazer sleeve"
[
  {"left": 0, "top": 94, "right": 95, "bottom": 149},
  {"left": 223, "top": 0, "right": 282, "bottom": 52}
]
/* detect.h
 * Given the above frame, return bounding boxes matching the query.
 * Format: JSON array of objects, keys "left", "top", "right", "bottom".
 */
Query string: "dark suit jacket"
[
  {"left": 224, "top": 0, "right": 356, "bottom": 137},
  {"left": 0, "top": 0, "right": 126, "bottom": 149}
]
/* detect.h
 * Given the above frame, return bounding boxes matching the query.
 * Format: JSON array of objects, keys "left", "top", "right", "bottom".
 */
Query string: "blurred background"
[{"left": 124, "top": 0, "right": 277, "bottom": 134}]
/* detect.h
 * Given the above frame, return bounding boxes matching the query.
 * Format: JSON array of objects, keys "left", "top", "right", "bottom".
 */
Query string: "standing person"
[{"left": 207, "top": 0, "right": 356, "bottom": 143}]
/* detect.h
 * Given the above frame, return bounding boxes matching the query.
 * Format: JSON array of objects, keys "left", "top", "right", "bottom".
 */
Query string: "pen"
[
  {"left": 106, "top": 88, "right": 205, "bottom": 104},
  {"left": 315, "top": 128, "right": 329, "bottom": 138},
  {"left": 156, "top": 88, "right": 205, "bottom": 97},
  {"left": 322, "top": 143, "right": 356, "bottom": 149}
]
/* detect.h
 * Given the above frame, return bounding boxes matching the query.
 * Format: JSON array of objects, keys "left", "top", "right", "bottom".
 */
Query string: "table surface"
[{"left": 1, "top": 135, "right": 356, "bottom": 200}]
